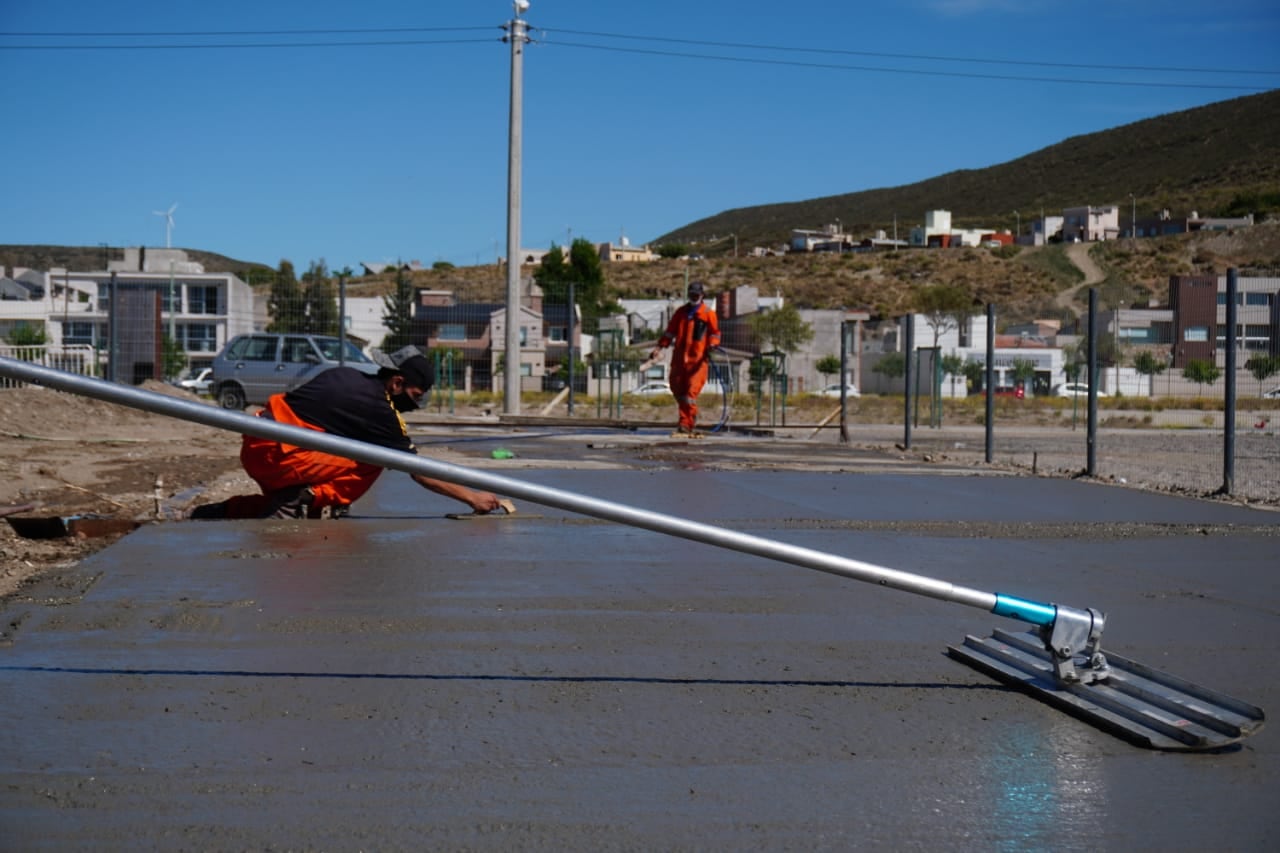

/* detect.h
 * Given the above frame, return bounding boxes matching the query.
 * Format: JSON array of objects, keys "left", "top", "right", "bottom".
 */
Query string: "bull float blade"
[{"left": 949, "top": 628, "right": 1265, "bottom": 751}]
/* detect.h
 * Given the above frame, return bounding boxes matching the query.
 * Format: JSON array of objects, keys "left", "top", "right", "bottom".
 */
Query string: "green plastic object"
[{"left": 491, "top": 448, "right": 515, "bottom": 459}]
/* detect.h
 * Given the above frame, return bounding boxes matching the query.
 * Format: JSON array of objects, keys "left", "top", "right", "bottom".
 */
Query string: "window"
[
  {"left": 242, "top": 336, "right": 279, "bottom": 361},
  {"left": 1184, "top": 326, "right": 1209, "bottom": 343},
  {"left": 548, "top": 326, "right": 568, "bottom": 342},
  {"left": 520, "top": 363, "right": 532, "bottom": 377},
  {"left": 1245, "top": 292, "right": 1271, "bottom": 307},
  {"left": 519, "top": 326, "right": 528, "bottom": 346},
  {"left": 188, "top": 286, "right": 219, "bottom": 314},
  {"left": 283, "top": 336, "right": 314, "bottom": 363},
  {"left": 184, "top": 324, "right": 217, "bottom": 352},
  {"left": 438, "top": 324, "right": 465, "bottom": 341},
  {"left": 63, "top": 321, "right": 96, "bottom": 345}
]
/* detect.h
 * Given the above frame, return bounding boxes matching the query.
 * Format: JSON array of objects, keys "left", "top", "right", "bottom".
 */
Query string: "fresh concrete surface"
[{"left": 2, "top": 436, "right": 1277, "bottom": 850}]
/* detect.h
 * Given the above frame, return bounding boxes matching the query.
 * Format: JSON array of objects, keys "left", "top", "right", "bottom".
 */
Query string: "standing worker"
[
  {"left": 189, "top": 348, "right": 504, "bottom": 519},
  {"left": 649, "top": 281, "right": 721, "bottom": 437}
]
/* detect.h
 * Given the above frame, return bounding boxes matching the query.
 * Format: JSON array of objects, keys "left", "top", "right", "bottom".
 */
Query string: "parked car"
[
  {"left": 817, "top": 383, "right": 860, "bottom": 398},
  {"left": 1264, "top": 386, "right": 1280, "bottom": 399},
  {"left": 982, "top": 385, "right": 1026, "bottom": 399},
  {"left": 631, "top": 381, "right": 673, "bottom": 397},
  {"left": 176, "top": 367, "right": 213, "bottom": 395},
  {"left": 210, "top": 333, "right": 378, "bottom": 410},
  {"left": 1054, "top": 383, "right": 1109, "bottom": 398}
]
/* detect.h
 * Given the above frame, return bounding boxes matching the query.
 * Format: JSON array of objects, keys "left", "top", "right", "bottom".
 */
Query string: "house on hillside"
[
  {"left": 597, "top": 238, "right": 657, "bottom": 263},
  {"left": 1062, "top": 205, "right": 1120, "bottom": 242},
  {"left": 790, "top": 223, "right": 848, "bottom": 253}
]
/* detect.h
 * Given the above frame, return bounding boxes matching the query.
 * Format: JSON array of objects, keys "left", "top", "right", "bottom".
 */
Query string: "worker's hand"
[
  {"left": 466, "top": 490, "right": 503, "bottom": 514},
  {"left": 649, "top": 347, "right": 662, "bottom": 361}
]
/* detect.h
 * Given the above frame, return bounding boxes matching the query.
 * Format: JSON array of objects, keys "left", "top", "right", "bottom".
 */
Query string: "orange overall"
[
  {"left": 658, "top": 301, "right": 721, "bottom": 431},
  {"left": 223, "top": 393, "right": 387, "bottom": 518}
]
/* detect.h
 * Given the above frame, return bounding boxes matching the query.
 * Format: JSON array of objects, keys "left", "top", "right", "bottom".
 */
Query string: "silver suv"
[{"left": 210, "top": 333, "right": 378, "bottom": 409}]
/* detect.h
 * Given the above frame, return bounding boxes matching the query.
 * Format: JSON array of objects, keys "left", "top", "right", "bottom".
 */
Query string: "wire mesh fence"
[{"left": 0, "top": 265, "right": 1276, "bottom": 504}]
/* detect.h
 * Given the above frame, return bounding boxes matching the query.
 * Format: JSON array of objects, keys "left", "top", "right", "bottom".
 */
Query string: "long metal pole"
[
  {"left": 0, "top": 357, "right": 1027, "bottom": 621},
  {"left": 1223, "top": 268, "right": 1237, "bottom": 495},
  {"left": 1087, "top": 288, "right": 1099, "bottom": 476},
  {"left": 902, "top": 314, "right": 912, "bottom": 450},
  {"left": 338, "top": 274, "right": 347, "bottom": 366},
  {"left": 984, "top": 303, "right": 994, "bottom": 463},
  {"left": 503, "top": 12, "right": 528, "bottom": 415}
]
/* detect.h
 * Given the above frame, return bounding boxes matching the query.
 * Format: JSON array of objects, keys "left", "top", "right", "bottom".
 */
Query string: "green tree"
[
  {"left": 914, "top": 283, "right": 975, "bottom": 350},
  {"left": 1183, "top": 359, "right": 1220, "bottom": 395},
  {"left": 815, "top": 355, "right": 842, "bottom": 382},
  {"left": 267, "top": 260, "right": 305, "bottom": 332},
  {"left": 161, "top": 334, "right": 186, "bottom": 379},
  {"left": 381, "top": 266, "right": 417, "bottom": 351},
  {"left": 961, "top": 359, "right": 986, "bottom": 392},
  {"left": 302, "top": 259, "right": 339, "bottom": 335},
  {"left": 655, "top": 243, "right": 688, "bottom": 259},
  {"left": 940, "top": 352, "right": 966, "bottom": 396},
  {"left": 1244, "top": 354, "right": 1280, "bottom": 396},
  {"left": 1132, "top": 350, "right": 1167, "bottom": 394},
  {"left": 534, "top": 238, "right": 613, "bottom": 331},
  {"left": 872, "top": 352, "right": 906, "bottom": 381},
  {"left": 747, "top": 304, "right": 813, "bottom": 354},
  {"left": 1009, "top": 357, "right": 1037, "bottom": 393},
  {"left": 5, "top": 323, "right": 47, "bottom": 346}
]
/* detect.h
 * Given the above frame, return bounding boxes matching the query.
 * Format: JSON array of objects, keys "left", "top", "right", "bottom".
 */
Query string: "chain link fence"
[{"left": 1, "top": 267, "right": 1275, "bottom": 504}]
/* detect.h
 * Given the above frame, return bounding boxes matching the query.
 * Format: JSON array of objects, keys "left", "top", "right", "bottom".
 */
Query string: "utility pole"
[{"left": 503, "top": 2, "right": 531, "bottom": 414}]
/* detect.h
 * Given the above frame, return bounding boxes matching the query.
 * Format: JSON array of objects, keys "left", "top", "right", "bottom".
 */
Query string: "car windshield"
[{"left": 314, "top": 338, "right": 372, "bottom": 363}]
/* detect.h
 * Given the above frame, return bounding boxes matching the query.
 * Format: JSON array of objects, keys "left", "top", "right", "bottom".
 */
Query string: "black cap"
[
  {"left": 688, "top": 281, "right": 706, "bottom": 296},
  {"left": 396, "top": 354, "right": 434, "bottom": 391}
]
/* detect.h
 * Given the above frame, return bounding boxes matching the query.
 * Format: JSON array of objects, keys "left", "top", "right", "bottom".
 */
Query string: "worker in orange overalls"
[
  {"left": 649, "top": 281, "right": 721, "bottom": 436},
  {"left": 189, "top": 349, "right": 503, "bottom": 519}
]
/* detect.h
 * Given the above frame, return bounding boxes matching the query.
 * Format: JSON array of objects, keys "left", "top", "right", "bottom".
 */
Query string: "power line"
[
  {"left": 544, "top": 40, "right": 1273, "bottom": 92},
  {"left": 544, "top": 27, "right": 1280, "bottom": 78},
  {"left": 0, "top": 26, "right": 495, "bottom": 37},
  {"left": 0, "top": 37, "right": 497, "bottom": 52},
  {"left": 1, "top": 22, "right": 1274, "bottom": 92}
]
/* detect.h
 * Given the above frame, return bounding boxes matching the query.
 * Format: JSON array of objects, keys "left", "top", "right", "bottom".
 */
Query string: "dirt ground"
[{"left": 2, "top": 383, "right": 1276, "bottom": 601}]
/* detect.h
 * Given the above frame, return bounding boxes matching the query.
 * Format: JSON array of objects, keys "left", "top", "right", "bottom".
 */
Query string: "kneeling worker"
[{"left": 191, "top": 347, "right": 503, "bottom": 519}]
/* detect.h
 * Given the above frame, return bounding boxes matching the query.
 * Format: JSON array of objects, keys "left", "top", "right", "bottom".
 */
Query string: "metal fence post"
[{"left": 1223, "top": 268, "right": 1238, "bottom": 495}]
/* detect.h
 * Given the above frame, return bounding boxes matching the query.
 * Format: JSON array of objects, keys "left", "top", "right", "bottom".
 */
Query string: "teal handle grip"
[{"left": 992, "top": 594, "right": 1057, "bottom": 627}]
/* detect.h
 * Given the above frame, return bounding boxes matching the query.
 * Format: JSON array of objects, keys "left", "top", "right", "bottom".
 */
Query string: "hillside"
[
  {"left": 0, "top": 245, "right": 269, "bottom": 280},
  {"left": 6, "top": 225, "right": 1279, "bottom": 331},
  {"left": 4, "top": 90, "right": 1279, "bottom": 329},
  {"left": 337, "top": 223, "right": 1280, "bottom": 329},
  {"left": 655, "top": 89, "right": 1280, "bottom": 252}
]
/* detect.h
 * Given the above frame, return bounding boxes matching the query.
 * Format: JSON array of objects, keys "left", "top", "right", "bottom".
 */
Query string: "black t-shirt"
[{"left": 283, "top": 367, "right": 415, "bottom": 453}]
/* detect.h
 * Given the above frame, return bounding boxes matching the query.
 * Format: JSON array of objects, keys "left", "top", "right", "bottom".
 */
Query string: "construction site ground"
[{"left": 2, "top": 386, "right": 1278, "bottom": 849}]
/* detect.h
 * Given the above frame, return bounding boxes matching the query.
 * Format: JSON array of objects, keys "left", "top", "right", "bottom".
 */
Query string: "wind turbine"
[{"left": 153, "top": 203, "right": 178, "bottom": 248}]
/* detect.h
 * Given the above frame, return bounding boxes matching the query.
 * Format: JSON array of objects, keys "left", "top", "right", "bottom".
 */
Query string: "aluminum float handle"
[{"left": 0, "top": 358, "right": 1093, "bottom": 641}]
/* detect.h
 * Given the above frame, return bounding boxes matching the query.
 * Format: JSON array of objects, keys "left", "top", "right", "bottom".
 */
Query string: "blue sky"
[{"left": 2, "top": 1, "right": 1276, "bottom": 272}]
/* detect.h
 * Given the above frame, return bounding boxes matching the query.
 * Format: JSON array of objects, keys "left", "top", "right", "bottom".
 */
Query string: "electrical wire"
[
  {"left": 542, "top": 39, "right": 1273, "bottom": 92},
  {"left": 543, "top": 27, "right": 1280, "bottom": 78},
  {"left": 1, "top": 22, "right": 1274, "bottom": 93}
]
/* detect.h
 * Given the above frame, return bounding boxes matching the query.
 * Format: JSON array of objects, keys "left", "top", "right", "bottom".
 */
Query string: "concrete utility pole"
[{"left": 503, "top": 2, "right": 531, "bottom": 414}]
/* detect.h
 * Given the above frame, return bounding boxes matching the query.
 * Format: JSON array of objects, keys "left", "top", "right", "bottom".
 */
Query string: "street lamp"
[
  {"left": 1129, "top": 193, "right": 1136, "bottom": 238},
  {"left": 1014, "top": 210, "right": 1020, "bottom": 239}
]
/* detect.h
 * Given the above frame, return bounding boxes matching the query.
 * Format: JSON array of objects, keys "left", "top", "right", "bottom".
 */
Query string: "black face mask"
[{"left": 391, "top": 391, "right": 419, "bottom": 413}]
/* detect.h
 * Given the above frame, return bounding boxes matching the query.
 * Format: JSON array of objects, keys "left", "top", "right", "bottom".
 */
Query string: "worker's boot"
[{"left": 263, "top": 486, "right": 315, "bottom": 519}]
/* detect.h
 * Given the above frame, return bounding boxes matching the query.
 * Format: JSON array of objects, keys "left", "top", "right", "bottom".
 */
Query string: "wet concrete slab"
[{"left": 2, "top": 463, "right": 1278, "bottom": 850}]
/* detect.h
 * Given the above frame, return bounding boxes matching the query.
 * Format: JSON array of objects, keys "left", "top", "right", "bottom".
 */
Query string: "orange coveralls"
[
  {"left": 223, "top": 393, "right": 387, "bottom": 518},
  {"left": 658, "top": 300, "right": 721, "bottom": 431}
]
